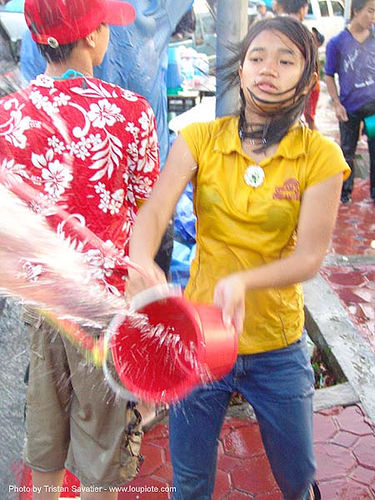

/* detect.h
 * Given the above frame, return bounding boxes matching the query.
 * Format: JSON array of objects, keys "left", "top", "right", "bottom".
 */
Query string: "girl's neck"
[
  {"left": 239, "top": 113, "right": 274, "bottom": 162},
  {"left": 244, "top": 108, "right": 268, "bottom": 125},
  {"left": 241, "top": 138, "right": 279, "bottom": 163}
]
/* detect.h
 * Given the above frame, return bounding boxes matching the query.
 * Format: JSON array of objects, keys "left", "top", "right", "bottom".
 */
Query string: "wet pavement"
[
  {"left": 18, "top": 404, "right": 375, "bottom": 499},
  {"left": 14, "top": 84, "right": 375, "bottom": 498},
  {"left": 118, "top": 405, "right": 375, "bottom": 499},
  {"left": 323, "top": 177, "right": 375, "bottom": 355}
]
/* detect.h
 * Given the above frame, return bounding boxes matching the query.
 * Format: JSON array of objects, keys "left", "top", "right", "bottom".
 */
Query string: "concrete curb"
[
  {"left": 304, "top": 274, "right": 375, "bottom": 425},
  {"left": 323, "top": 254, "right": 375, "bottom": 267}
]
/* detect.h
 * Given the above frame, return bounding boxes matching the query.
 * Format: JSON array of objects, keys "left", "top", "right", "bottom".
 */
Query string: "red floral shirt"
[{"left": 0, "top": 75, "right": 159, "bottom": 295}]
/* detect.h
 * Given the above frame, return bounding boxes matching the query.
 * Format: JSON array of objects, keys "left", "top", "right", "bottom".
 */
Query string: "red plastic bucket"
[{"left": 110, "top": 286, "right": 238, "bottom": 404}]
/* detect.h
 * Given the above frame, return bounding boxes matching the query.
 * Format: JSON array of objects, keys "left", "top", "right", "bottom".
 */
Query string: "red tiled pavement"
[
  {"left": 314, "top": 87, "right": 375, "bottom": 355},
  {"left": 329, "top": 178, "right": 375, "bottom": 257},
  {"left": 322, "top": 178, "right": 375, "bottom": 354},
  {"left": 19, "top": 406, "right": 375, "bottom": 499},
  {"left": 321, "top": 263, "right": 375, "bottom": 354}
]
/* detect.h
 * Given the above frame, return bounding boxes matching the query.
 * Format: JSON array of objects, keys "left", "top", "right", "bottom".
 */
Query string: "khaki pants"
[{"left": 24, "top": 311, "right": 143, "bottom": 488}]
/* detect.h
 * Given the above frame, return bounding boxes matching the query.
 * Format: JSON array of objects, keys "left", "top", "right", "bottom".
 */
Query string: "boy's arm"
[
  {"left": 324, "top": 37, "right": 348, "bottom": 122},
  {"left": 128, "top": 133, "right": 196, "bottom": 292},
  {"left": 325, "top": 74, "right": 348, "bottom": 122}
]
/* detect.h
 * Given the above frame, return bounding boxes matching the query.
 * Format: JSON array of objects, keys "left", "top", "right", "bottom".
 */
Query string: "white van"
[{"left": 304, "top": 0, "right": 346, "bottom": 45}]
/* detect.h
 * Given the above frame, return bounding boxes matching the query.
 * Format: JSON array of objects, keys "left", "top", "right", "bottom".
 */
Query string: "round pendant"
[{"left": 244, "top": 165, "right": 265, "bottom": 188}]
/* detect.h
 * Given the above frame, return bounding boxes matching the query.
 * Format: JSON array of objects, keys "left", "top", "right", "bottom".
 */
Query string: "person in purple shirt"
[{"left": 325, "top": 0, "right": 375, "bottom": 203}]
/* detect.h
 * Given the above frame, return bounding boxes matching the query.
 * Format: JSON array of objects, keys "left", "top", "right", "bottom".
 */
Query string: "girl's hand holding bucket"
[
  {"left": 126, "top": 258, "right": 167, "bottom": 298},
  {"left": 214, "top": 273, "right": 246, "bottom": 336}
]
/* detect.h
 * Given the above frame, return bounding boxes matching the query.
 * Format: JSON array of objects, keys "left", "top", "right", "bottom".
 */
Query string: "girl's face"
[
  {"left": 239, "top": 29, "right": 306, "bottom": 113},
  {"left": 354, "top": 0, "right": 375, "bottom": 30}
]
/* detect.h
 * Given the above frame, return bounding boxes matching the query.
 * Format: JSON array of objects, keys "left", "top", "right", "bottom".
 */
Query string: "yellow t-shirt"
[{"left": 181, "top": 115, "right": 350, "bottom": 354}]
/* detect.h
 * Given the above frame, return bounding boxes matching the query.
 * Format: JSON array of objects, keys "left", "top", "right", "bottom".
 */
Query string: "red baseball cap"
[{"left": 25, "top": 0, "right": 136, "bottom": 46}]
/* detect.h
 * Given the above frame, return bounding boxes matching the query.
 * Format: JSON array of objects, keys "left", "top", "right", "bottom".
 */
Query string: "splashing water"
[
  {"left": 0, "top": 180, "right": 216, "bottom": 403},
  {"left": 105, "top": 309, "right": 213, "bottom": 404},
  {"left": 130, "top": 311, "right": 200, "bottom": 372},
  {"left": 0, "top": 186, "right": 127, "bottom": 327}
]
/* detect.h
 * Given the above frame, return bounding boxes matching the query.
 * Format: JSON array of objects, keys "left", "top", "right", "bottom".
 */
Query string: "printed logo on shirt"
[{"left": 273, "top": 178, "right": 300, "bottom": 200}]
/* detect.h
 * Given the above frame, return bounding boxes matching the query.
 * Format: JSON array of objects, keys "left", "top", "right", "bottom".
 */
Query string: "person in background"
[
  {"left": 19, "top": 0, "right": 193, "bottom": 277},
  {"left": 276, "top": 0, "right": 309, "bottom": 19},
  {"left": 256, "top": 0, "right": 274, "bottom": 20},
  {"left": 275, "top": 0, "right": 323, "bottom": 130},
  {"left": 171, "top": 0, "right": 196, "bottom": 40},
  {"left": 128, "top": 16, "right": 350, "bottom": 500},
  {"left": 272, "top": 0, "right": 285, "bottom": 16},
  {"left": 0, "top": 0, "right": 160, "bottom": 497},
  {"left": 20, "top": 0, "right": 191, "bottom": 170},
  {"left": 325, "top": 0, "right": 375, "bottom": 204},
  {"left": 304, "top": 27, "right": 324, "bottom": 129}
]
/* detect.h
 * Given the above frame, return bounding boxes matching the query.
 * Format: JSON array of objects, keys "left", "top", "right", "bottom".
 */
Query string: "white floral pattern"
[
  {"left": 0, "top": 158, "right": 30, "bottom": 185},
  {"left": 87, "top": 100, "right": 124, "bottom": 128},
  {"left": 0, "top": 75, "right": 159, "bottom": 295},
  {"left": 41, "top": 160, "right": 73, "bottom": 197},
  {"left": 0, "top": 99, "right": 33, "bottom": 148},
  {"left": 48, "top": 135, "right": 66, "bottom": 154}
]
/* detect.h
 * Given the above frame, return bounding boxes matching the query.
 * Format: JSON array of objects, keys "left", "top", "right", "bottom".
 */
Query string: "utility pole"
[{"left": 216, "top": 0, "right": 248, "bottom": 117}]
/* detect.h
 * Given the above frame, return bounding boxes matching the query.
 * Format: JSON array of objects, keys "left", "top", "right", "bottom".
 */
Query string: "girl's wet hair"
[{"left": 220, "top": 17, "right": 318, "bottom": 151}]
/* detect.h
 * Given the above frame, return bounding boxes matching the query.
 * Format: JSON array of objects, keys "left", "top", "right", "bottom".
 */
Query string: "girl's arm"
[
  {"left": 214, "top": 172, "right": 344, "bottom": 333},
  {"left": 128, "top": 134, "right": 197, "bottom": 291}
]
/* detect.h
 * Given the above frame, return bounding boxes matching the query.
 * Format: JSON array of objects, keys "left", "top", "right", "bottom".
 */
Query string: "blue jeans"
[{"left": 170, "top": 334, "right": 316, "bottom": 500}]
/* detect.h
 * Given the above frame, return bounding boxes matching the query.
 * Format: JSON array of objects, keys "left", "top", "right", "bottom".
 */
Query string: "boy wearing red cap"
[{"left": 0, "top": 0, "right": 159, "bottom": 497}]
